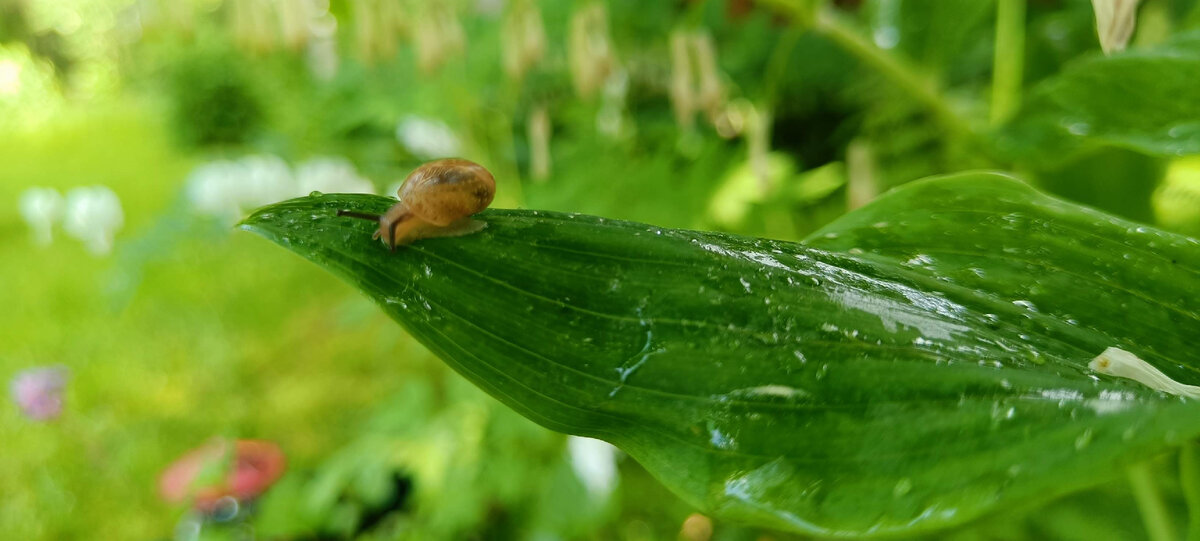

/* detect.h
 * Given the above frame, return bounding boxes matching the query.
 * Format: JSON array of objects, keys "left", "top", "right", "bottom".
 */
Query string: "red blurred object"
[{"left": 159, "top": 439, "right": 286, "bottom": 512}]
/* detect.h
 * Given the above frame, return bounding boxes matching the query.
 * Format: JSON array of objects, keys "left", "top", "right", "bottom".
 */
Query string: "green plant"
[
  {"left": 221, "top": 1, "right": 1200, "bottom": 537},
  {"left": 239, "top": 171, "right": 1200, "bottom": 538},
  {"left": 165, "top": 47, "right": 264, "bottom": 148}
]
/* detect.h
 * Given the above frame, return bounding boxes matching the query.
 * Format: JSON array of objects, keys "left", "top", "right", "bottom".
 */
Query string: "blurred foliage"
[
  {"left": 4, "top": 0, "right": 1200, "bottom": 539},
  {"left": 165, "top": 46, "right": 264, "bottom": 148}
]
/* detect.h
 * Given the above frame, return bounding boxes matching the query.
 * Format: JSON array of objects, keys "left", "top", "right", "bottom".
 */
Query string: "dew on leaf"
[{"left": 1074, "top": 428, "right": 1094, "bottom": 450}]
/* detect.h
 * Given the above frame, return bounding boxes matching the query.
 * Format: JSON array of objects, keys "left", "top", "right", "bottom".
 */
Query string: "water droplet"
[
  {"left": 1074, "top": 428, "right": 1094, "bottom": 450},
  {"left": 1012, "top": 300, "right": 1038, "bottom": 312},
  {"left": 609, "top": 330, "right": 665, "bottom": 397},
  {"left": 308, "top": 190, "right": 324, "bottom": 197},
  {"left": 709, "top": 427, "right": 736, "bottom": 450},
  {"left": 1067, "top": 122, "right": 1091, "bottom": 135},
  {"left": 893, "top": 478, "right": 912, "bottom": 497},
  {"left": 873, "top": 26, "right": 899, "bottom": 49},
  {"left": 906, "top": 254, "right": 934, "bottom": 266},
  {"left": 739, "top": 277, "right": 753, "bottom": 293},
  {"left": 815, "top": 363, "right": 829, "bottom": 380}
]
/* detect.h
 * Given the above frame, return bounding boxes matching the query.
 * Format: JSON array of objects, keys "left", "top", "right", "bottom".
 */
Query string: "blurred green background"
[{"left": 4, "top": 0, "right": 1200, "bottom": 539}]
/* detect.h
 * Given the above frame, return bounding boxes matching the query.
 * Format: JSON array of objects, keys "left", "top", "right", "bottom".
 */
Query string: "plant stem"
[
  {"left": 763, "top": 28, "right": 802, "bottom": 109},
  {"left": 1181, "top": 442, "right": 1200, "bottom": 541},
  {"left": 810, "top": 8, "right": 973, "bottom": 140},
  {"left": 990, "top": 0, "right": 1025, "bottom": 125},
  {"left": 1129, "top": 461, "right": 1177, "bottom": 541}
]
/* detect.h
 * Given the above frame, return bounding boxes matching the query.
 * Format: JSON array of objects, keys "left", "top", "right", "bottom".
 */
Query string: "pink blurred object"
[
  {"left": 10, "top": 366, "right": 68, "bottom": 421},
  {"left": 159, "top": 439, "right": 286, "bottom": 512}
]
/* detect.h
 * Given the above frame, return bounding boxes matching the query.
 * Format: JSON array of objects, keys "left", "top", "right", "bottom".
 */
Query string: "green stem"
[
  {"left": 1181, "top": 443, "right": 1200, "bottom": 541},
  {"left": 763, "top": 28, "right": 802, "bottom": 110},
  {"left": 1129, "top": 461, "right": 1176, "bottom": 541},
  {"left": 810, "top": 8, "right": 973, "bottom": 140},
  {"left": 990, "top": 0, "right": 1025, "bottom": 125}
]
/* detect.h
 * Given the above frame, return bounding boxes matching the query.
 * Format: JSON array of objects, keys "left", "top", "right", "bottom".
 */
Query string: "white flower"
[
  {"left": 186, "top": 155, "right": 297, "bottom": 222},
  {"left": 396, "top": 116, "right": 461, "bottom": 160},
  {"left": 295, "top": 156, "right": 376, "bottom": 195},
  {"left": 63, "top": 186, "right": 124, "bottom": 256},
  {"left": 597, "top": 68, "right": 630, "bottom": 139},
  {"left": 186, "top": 154, "right": 376, "bottom": 223},
  {"left": 567, "top": 436, "right": 618, "bottom": 501},
  {"left": 1092, "top": 0, "right": 1141, "bottom": 54},
  {"left": 185, "top": 160, "right": 244, "bottom": 220},
  {"left": 475, "top": 0, "right": 505, "bottom": 17},
  {"left": 238, "top": 154, "right": 296, "bottom": 209},
  {"left": 306, "top": 13, "right": 339, "bottom": 81},
  {"left": 18, "top": 187, "right": 63, "bottom": 246}
]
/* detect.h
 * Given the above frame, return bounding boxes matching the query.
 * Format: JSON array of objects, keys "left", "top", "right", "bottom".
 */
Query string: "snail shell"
[
  {"left": 397, "top": 158, "right": 495, "bottom": 227},
  {"left": 338, "top": 158, "right": 495, "bottom": 250}
]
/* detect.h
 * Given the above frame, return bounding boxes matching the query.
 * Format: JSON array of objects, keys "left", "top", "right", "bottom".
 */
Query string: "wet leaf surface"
[{"left": 240, "top": 172, "right": 1200, "bottom": 538}]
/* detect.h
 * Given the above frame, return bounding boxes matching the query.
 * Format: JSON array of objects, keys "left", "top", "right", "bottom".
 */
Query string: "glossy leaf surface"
[{"left": 240, "top": 172, "right": 1200, "bottom": 537}]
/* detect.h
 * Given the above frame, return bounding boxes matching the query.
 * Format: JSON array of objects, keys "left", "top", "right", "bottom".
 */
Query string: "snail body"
[{"left": 338, "top": 158, "right": 495, "bottom": 250}]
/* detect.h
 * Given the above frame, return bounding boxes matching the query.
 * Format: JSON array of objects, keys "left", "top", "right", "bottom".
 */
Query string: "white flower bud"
[
  {"left": 18, "top": 187, "right": 63, "bottom": 246},
  {"left": 569, "top": 3, "right": 616, "bottom": 100},
  {"left": 567, "top": 436, "right": 619, "bottom": 501},
  {"left": 295, "top": 156, "right": 376, "bottom": 195},
  {"left": 501, "top": 0, "right": 546, "bottom": 83},
  {"left": 186, "top": 160, "right": 243, "bottom": 220},
  {"left": 670, "top": 30, "right": 696, "bottom": 130},
  {"left": 396, "top": 116, "right": 462, "bottom": 159},
  {"left": 238, "top": 154, "right": 295, "bottom": 210},
  {"left": 527, "top": 105, "right": 551, "bottom": 182},
  {"left": 63, "top": 186, "right": 124, "bottom": 256},
  {"left": 1092, "top": 0, "right": 1141, "bottom": 54}
]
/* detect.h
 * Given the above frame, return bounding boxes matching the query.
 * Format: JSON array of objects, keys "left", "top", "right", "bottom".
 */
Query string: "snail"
[{"left": 338, "top": 158, "right": 495, "bottom": 250}]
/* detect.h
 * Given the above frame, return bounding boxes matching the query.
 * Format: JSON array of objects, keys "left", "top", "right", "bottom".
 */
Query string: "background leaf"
[
  {"left": 998, "top": 31, "right": 1200, "bottom": 165},
  {"left": 240, "top": 171, "right": 1200, "bottom": 538}
]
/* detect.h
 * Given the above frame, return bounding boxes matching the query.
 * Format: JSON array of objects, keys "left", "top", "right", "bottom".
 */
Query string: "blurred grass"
[
  {"left": 0, "top": 102, "right": 711, "bottom": 540},
  {"left": 0, "top": 103, "right": 443, "bottom": 538}
]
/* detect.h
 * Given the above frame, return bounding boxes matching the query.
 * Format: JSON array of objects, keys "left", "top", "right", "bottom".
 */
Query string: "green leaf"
[
  {"left": 239, "top": 172, "right": 1200, "bottom": 538},
  {"left": 998, "top": 31, "right": 1200, "bottom": 165}
]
